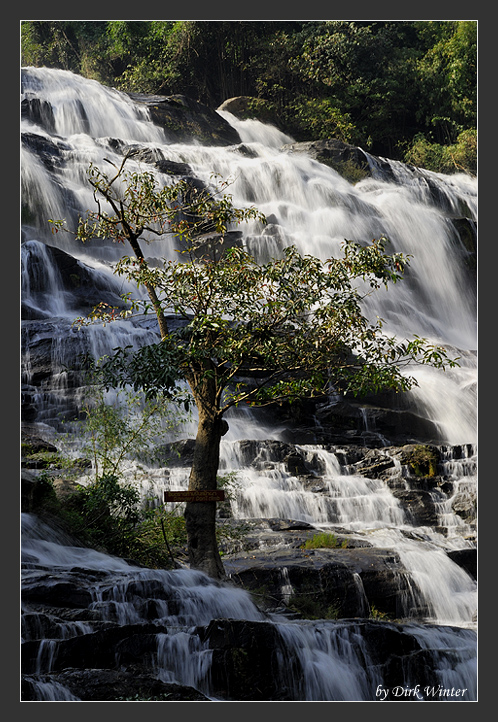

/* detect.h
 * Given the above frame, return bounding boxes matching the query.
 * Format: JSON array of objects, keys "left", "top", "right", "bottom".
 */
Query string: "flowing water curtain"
[
  {"left": 21, "top": 67, "right": 477, "bottom": 700},
  {"left": 22, "top": 513, "right": 477, "bottom": 701}
]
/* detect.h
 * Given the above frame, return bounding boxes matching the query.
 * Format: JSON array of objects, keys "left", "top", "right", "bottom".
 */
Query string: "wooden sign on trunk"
[{"left": 164, "top": 490, "right": 225, "bottom": 503}]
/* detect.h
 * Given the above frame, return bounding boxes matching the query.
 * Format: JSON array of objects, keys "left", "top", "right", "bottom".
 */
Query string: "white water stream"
[{"left": 21, "top": 67, "right": 477, "bottom": 701}]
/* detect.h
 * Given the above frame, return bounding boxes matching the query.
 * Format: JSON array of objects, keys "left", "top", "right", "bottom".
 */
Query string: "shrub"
[
  {"left": 404, "top": 129, "right": 476, "bottom": 175},
  {"left": 301, "top": 532, "right": 347, "bottom": 549},
  {"left": 405, "top": 445, "right": 440, "bottom": 478}
]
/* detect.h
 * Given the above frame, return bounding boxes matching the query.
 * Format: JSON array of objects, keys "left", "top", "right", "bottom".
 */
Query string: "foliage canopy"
[{"left": 54, "top": 159, "right": 458, "bottom": 414}]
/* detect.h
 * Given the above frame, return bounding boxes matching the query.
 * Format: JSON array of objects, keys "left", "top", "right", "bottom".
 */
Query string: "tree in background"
[
  {"left": 414, "top": 20, "right": 477, "bottom": 144},
  {"left": 21, "top": 20, "right": 111, "bottom": 79},
  {"left": 51, "top": 155, "right": 459, "bottom": 578},
  {"left": 21, "top": 19, "right": 476, "bottom": 167}
]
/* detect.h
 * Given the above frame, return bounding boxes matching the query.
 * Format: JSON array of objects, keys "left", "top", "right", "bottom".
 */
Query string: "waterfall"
[
  {"left": 21, "top": 240, "right": 68, "bottom": 318},
  {"left": 21, "top": 66, "right": 477, "bottom": 444},
  {"left": 22, "top": 513, "right": 477, "bottom": 701},
  {"left": 21, "top": 66, "right": 166, "bottom": 144},
  {"left": 219, "top": 442, "right": 407, "bottom": 528},
  {"left": 21, "top": 67, "right": 477, "bottom": 701},
  {"left": 216, "top": 441, "right": 476, "bottom": 625}
]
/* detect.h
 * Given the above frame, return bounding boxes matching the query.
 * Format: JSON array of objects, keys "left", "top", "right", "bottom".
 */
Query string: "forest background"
[{"left": 20, "top": 19, "right": 477, "bottom": 175}]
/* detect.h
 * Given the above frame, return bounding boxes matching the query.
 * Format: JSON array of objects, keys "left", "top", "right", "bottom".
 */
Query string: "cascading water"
[{"left": 21, "top": 67, "right": 477, "bottom": 701}]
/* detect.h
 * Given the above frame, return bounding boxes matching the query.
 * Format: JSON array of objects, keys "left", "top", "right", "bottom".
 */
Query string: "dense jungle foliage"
[{"left": 21, "top": 20, "right": 476, "bottom": 173}]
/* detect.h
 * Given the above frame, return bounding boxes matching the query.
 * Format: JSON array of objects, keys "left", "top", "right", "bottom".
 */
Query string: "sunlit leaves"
[
  {"left": 58, "top": 159, "right": 458, "bottom": 417},
  {"left": 68, "top": 159, "right": 266, "bottom": 254},
  {"left": 114, "top": 240, "right": 458, "bottom": 408}
]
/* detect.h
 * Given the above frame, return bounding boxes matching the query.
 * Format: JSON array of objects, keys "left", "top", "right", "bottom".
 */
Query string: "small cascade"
[
  {"left": 279, "top": 567, "right": 295, "bottom": 604},
  {"left": 408, "top": 624, "right": 477, "bottom": 699},
  {"left": 351, "top": 573, "right": 370, "bottom": 617},
  {"left": 220, "top": 440, "right": 406, "bottom": 529},
  {"left": 22, "top": 678, "right": 81, "bottom": 701},
  {"left": 21, "top": 240, "right": 68, "bottom": 318},
  {"left": 21, "top": 66, "right": 167, "bottom": 144},
  {"left": 155, "top": 632, "right": 213, "bottom": 694},
  {"left": 365, "top": 528, "right": 476, "bottom": 626},
  {"left": 21, "top": 317, "right": 160, "bottom": 429},
  {"left": 275, "top": 621, "right": 381, "bottom": 701},
  {"left": 363, "top": 151, "right": 477, "bottom": 220},
  {"left": 435, "top": 445, "right": 477, "bottom": 542},
  {"left": 216, "top": 439, "right": 476, "bottom": 627},
  {"left": 21, "top": 513, "right": 477, "bottom": 701}
]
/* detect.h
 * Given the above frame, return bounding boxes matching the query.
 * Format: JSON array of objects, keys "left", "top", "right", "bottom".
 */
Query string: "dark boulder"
[
  {"left": 196, "top": 618, "right": 300, "bottom": 701},
  {"left": 21, "top": 576, "right": 94, "bottom": 615},
  {"left": 21, "top": 131, "right": 66, "bottom": 171},
  {"left": 448, "top": 548, "right": 477, "bottom": 580},
  {"left": 21, "top": 429, "right": 57, "bottom": 456},
  {"left": 348, "top": 448, "right": 396, "bottom": 479},
  {"left": 22, "top": 622, "right": 164, "bottom": 675},
  {"left": 190, "top": 230, "right": 244, "bottom": 262},
  {"left": 224, "top": 546, "right": 425, "bottom": 620},
  {"left": 22, "top": 241, "right": 127, "bottom": 319},
  {"left": 297, "top": 393, "right": 446, "bottom": 447},
  {"left": 110, "top": 142, "right": 194, "bottom": 177},
  {"left": 21, "top": 468, "right": 59, "bottom": 513},
  {"left": 21, "top": 667, "right": 209, "bottom": 701},
  {"left": 21, "top": 96, "right": 57, "bottom": 135},
  {"left": 391, "top": 489, "right": 440, "bottom": 528},
  {"left": 128, "top": 92, "right": 241, "bottom": 146},
  {"left": 451, "top": 217, "right": 477, "bottom": 276},
  {"left": 282, "top": 139, "right": 371, "bottom": 182}
]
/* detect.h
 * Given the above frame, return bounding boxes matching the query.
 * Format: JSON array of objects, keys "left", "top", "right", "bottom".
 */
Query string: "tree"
[
  {"left": 295, "top": 21, "right": 424, "bottom": 155},
  {"left": 415, "top": 21, "right": 477, "bottom": 144},
  {"left": 21, "top": 21, "right": 82, "bottom": 70},
  {"left": 21, "top": 21, "right": 111, "bottom": 82},
  {"left": 51, "top": 156, "right": 458, "bottom": 579}
]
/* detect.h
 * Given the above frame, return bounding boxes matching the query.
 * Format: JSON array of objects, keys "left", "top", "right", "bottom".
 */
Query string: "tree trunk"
[
  {"left": 126, "top": 235, "right": 169, "bottom": 340},
  {"left": 184, "top": 375, "right": 227, "bottom": 580}
]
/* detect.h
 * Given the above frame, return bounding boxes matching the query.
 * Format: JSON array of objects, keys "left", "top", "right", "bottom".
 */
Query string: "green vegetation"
[
  {"left": 301, "top": 532, "right": 348, "bottom": 550},
  {"left": 404, "top": 128, "right": 477, "bottom": 176},
  {"left": 21, "top": 20, "right": 476, "bottom": 172},
  {"left": 24, "top": 388, "right": 252, "bottom": 567},
  {"left": 24, "top": 466, "right": 189, "bottom": 569},
  {"left": 24, "top": 387, "right": 190, "bottom": 567},
  {"left": 369, "top": 604, "right": 391, "bottom": 621},
  {"left": 29, "top": 466, "right": 251, "bottom": 569},
  {"left": 78, "top": 385, "right": 187, "bottom": 478},
  {"left": 405, "top": 445, "right": 440, "bottom": 478}
]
